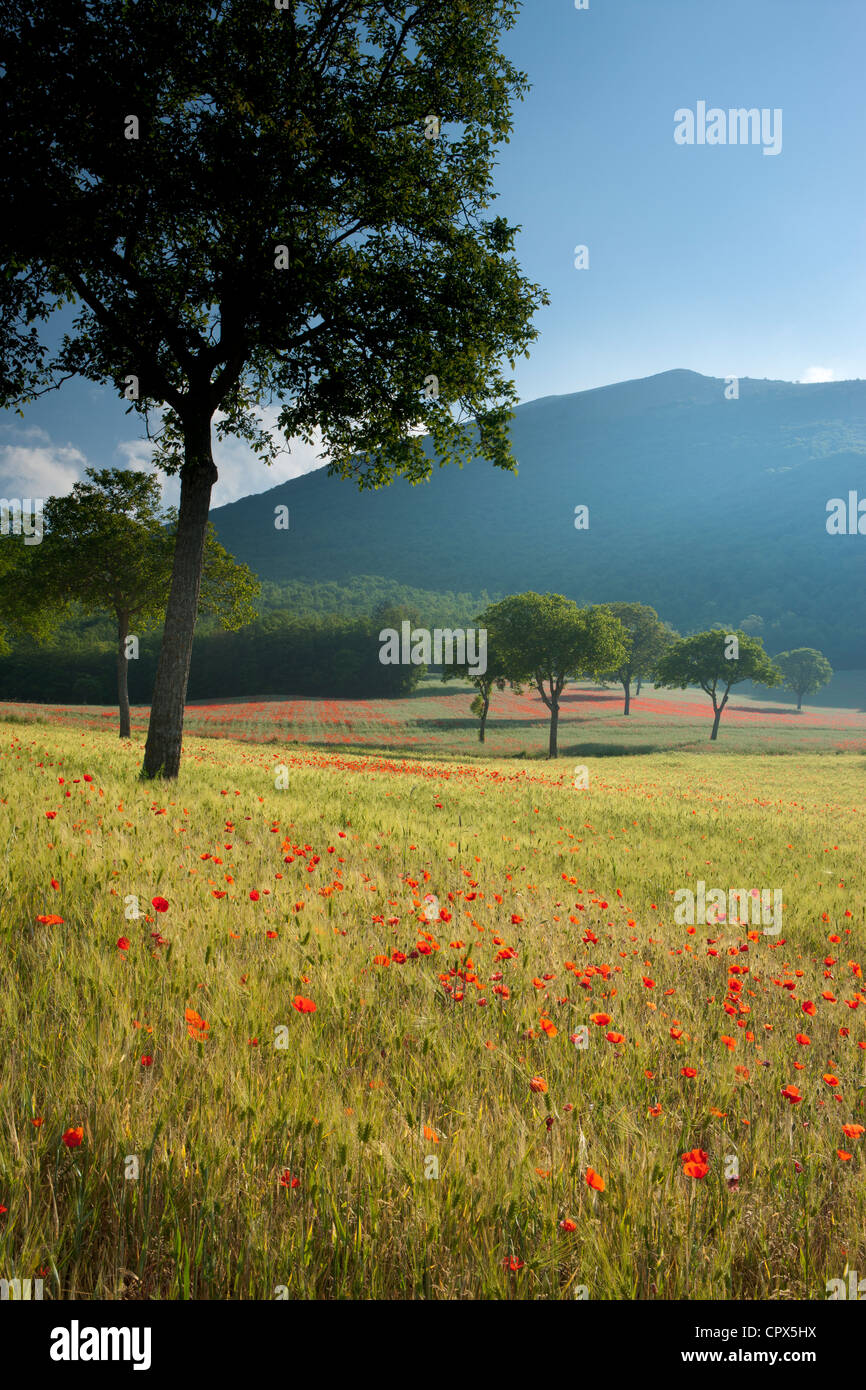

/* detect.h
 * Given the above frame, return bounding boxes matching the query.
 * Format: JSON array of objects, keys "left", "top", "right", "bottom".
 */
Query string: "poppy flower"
[
  {"left": 62, "top": 1126, "right": 84, "bottom": 1149},
  {"left": 648, "top": 1103, "right": 663, "bottom": 1118},
  {"left": 279, "top": 1170, "right": 300, "bottom": 1189},
  {"left": 36, "top": 914, "right": 64, "bottom": 926},
  {"left": 585, "top": 1168, "right": 605, "bottom": 1192},
  {"left": 117, "top": 937, "right": 130, "bottom": 951},
  {"left": 781, "top": 1084, "right": 802, "bottom": 1104},
  {"left": 423, "top": 1125, "right": 439, "bottom": 1143},
  {"left": 841, "top": 1124, "right": 865, "bottom": 1139},
  {"left": 502, "top": 1256, "right": 524, "bottom": 1272},
  {"left": 681, "top": 1066, "right": 697, "bottom": 1079},
  {"left": 292, "top": 995, "right": 317, "bottom": 1014},
  {"left": 140, "top": 1055, "right": 153, "bottom": 1068},
  {"left": 681, "top": 1148, "right": 709, "bottom": 1179},
  {"left": 589, "top": 1012, "right": 611, "bottom": 1026},
  {"left": 529, "top": 1076, "right": 548, "bottom": 1093},
  {"left": 837, "top": 1150, "right": 853, "bottom": 1162},
  {"left": 185, "top": 1008, "right": 210, "bottom": 1041},
  {"left": 559, "top": 1218, "right": 578, "bottom": 1233},
  {"left": 151, "top": 896, "right": 169, "bottom": 912}
]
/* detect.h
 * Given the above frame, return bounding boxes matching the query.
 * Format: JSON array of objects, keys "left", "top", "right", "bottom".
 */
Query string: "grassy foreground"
[{"left": 1, "top": 720, "right": 864, "bottom": 1300}]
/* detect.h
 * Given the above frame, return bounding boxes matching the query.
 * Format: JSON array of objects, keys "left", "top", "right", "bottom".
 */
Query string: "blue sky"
[{"left": 3, "top": 0, "right": 865, "bottom": 505}]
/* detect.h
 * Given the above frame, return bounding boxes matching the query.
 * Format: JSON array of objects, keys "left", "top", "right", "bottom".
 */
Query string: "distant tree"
[
  {"left": 775, "top": 647, "right": 833, "bottom": 711},
  {"left": 655, "top": 629, "right": 782, "bottom": 741},
  {"left": 36, "top": 469, "right": 259, "bottom": 737},
  {"left": 441, "top": 632, "right": 517, "bottom": 743},
  {"left": 0, "top": 0, "right": 546, "bottom": 777},
  {"left": 483, "top": 592, "right": 626, "bottom": 758},
  {"left": 597, "top": 602, "right": 676, "bottom": 715}
]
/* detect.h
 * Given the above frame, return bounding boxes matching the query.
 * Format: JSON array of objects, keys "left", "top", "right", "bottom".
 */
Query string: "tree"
[
  {"left": 0, "top": 533, "right": 57, "bottom": 656},
  {"left": 483, "top": 593, "right": 626, "bottom": 758},
  {"left": 655, "top": 629, "right": 782, "bottom": 741},
  {"left": 597, "top": 602, "right": 676, "bottom": 715},
  {"left": 0, "top": 0, "right": 546, "bottom": 777},
  {"left": 35, "top": 468, "right": 259, "bottom": 736},
  {"left": 775, "top": 647, "right": 833, "bottom": 711},
  {"left": 441, "top": 632, "right": 516, "bottom": 743}
]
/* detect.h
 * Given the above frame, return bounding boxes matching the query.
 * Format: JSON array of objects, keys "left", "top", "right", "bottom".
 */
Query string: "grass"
[{"left": 0, "top": 719, "right": 864, "bottom": 1299}]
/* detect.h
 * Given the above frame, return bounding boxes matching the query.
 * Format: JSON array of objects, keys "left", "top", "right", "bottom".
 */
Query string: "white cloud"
[
  {"left": 801, "top": 366, "right": 834, "bottom": 384},
  {"left": 0, "top": 442, "right": 86, "bottom": 499}
]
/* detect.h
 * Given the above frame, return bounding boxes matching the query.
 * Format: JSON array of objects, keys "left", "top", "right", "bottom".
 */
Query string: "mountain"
[{"left": 209, "top": 369, "right": 866, "bottom": 666}]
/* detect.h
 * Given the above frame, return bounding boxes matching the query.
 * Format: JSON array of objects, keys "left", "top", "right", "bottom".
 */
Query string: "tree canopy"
[
  {"left": 482, "top": 592, "right": 627, "bottom": 757},
  {"left": 655, "top": 628, "right": 782, "bottom": 740},
  {"left": 598, "top": 601, "right": 676, "bottom": 715},
  {"left": 775, "top": 647, "right": 833, "bottom": 711}
]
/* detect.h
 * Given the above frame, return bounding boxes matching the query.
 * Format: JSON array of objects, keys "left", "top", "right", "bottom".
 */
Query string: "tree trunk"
[
  {"left": 635, "top": 677, "right": 642, "bottom": 696},
  {"left": 710, "top": 705, "right": 723, "bottom": 740},
  {"left": 117, "top": 611, "right": 131, "bottom": 739},
  {"left": 623, "top": 678, "right": 631, "bottom": 715},
  {"left": 797, "top": 692, "right": 803, "bottom": 711},
  {"left": 479, "top": 694, "right": 489, "bottom": 742},
  {"left": 548, "top": 700, "right": 559, "bottom": 759},
  {"left": 142, "top": 415, "right": 217, "bottom": 779}
]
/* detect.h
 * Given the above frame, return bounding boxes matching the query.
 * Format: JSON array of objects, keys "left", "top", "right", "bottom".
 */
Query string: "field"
[
  {"left": 3, "top": 676, "right": 866, "bottom": 760},
  {"left": 0, "top": 712, "right": 864, "bottom": 1300}
]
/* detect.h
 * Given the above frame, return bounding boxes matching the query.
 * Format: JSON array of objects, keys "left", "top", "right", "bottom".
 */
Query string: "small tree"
[
  {"left": 441, "top": 632, "right": 516, "bottom": 743},
  {"left": 655, "top": 629, "right": 782, "bottom": 741},
  {"left": 775, "top": 648, "right": 833, "bottom": 711},
  {"left": 36, "top": 468, "right": 259, "bottom": 736},
  {"left": 598, "top": 602, "right": 676, "bottom": 714},
  {"left": 483, "top": 592, "right": 626, "bottom": 758}
]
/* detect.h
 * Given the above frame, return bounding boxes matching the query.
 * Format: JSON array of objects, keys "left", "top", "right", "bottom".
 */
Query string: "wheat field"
[{"left": 1, "top": 720, "right": 864, "bottom": 1299}]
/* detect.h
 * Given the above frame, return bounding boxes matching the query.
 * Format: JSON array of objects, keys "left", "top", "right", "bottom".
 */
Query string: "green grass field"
[{"left": 1, "top": 717, "right": 864, "bottom": 1299}]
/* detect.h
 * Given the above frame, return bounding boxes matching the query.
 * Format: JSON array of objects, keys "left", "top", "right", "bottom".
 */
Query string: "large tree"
[
  {"left": 598, "top": 601, "right": 676, "bottom": 715},
  {"left": 775, "top": 647, "right": 833, "bottom": 712},
  {"left": 483, "top": 593, "right": 626, "bottom": 758},
  {"left": 31, "top": 468, "right": 259, "bottom": 737},
  {"left": 0, "top": 0, "right": 546, "bottom": 777},
  {"left": 655, "top": 629, "right": 782, "bottom": 741}
]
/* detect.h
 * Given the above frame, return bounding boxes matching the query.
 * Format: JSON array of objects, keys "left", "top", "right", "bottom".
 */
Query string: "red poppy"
[
  {"left": 586, "top": 1168, "right": 605, "bottom": 1192},
  {"left": 62, "top": 1126, "right": 84, "bottom": 1149},
  {"left": 151, "top": 896, "right": 169, "bottom": 912},
  {"left": 185, "top": 1008, "right": 210, "bottom": 1041},
  {"left": 292, "top": 995, "right": 317, "bottom": 1014},
  {"left": 681, "top": 1148, "right": 709, "bottom": 1179}
]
